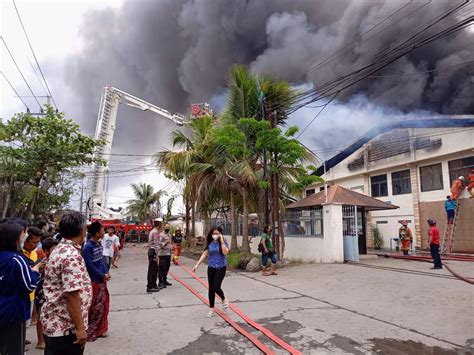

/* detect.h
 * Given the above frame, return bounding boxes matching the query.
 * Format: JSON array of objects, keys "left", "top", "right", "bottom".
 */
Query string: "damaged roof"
[{"left": 314, "top": 117, "right": 474, "bottom": 176}]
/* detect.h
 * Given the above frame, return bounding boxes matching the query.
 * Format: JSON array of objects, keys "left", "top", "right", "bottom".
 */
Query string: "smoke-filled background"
[
  {"left": 23, "top": 0, "right": 471, "bottom": 209},
  {"left": 67, "top": 0, "right": 473, "bottom": 150}
]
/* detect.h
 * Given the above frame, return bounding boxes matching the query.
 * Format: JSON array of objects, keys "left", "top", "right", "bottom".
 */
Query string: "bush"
[{"left": 372, "top": 225, "right": 384, "bottom": 250}]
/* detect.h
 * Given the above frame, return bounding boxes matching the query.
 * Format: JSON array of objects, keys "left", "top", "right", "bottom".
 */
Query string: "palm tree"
[
  {"left": 126, "top": 182, "right": 163, "bottom": 222},
  {"left": 155, "top": 116, "right": 216, "bottom": 238}
]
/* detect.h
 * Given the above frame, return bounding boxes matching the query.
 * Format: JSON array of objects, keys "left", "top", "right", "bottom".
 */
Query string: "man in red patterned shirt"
[{"left": 41, "top": 212, "right": 92, "bottom": 355}]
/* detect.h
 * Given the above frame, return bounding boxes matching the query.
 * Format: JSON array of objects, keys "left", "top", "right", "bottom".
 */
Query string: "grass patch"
[
  {"left": 227, "top": 251, "right": 244, "bottom": 269},
  {"left": 226, "top": 251, "right": 260, "bottom": 270}
]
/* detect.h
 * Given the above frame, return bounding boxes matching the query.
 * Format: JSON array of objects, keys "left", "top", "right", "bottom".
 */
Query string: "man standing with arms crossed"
[
  {"left": 41, "top": 212, "right": 92, "bottom": 354},
  {"left": 146, "top": 218, "right": 162, "bottom": 293}
]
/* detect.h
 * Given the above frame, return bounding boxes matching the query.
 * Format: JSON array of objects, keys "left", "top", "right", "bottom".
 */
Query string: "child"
[{"left": 427, "top": 218, "right": 442, "bottom": 270}]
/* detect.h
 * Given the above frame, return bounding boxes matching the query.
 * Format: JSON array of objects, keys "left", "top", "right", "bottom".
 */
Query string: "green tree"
[
  {"left": 1, "top": 106, "right": 103, "bottom": 220},
  {"left": 126, "top": 182, "right": 164, "bottom": 222},
  {"left": 155, "top": 116, "right": 215, "bottom": 237}
]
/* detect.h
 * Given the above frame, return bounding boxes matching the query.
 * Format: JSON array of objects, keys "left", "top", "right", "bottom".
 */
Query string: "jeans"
[
  {"left": 430, "top": 243, "right": 442, "bottom": 268},
  {"left": 44, "top": 332, "right": 84, "bottom": 355},
  {"left": 207, "top": 267, "right": 226, "bottom": 308},
  {"left": 262, "top": 251, "right": 277, "bottom": 266},
  {"left": 147, "top": 248, "right": 158, "bottom": 289},
  {"left": 0, "top": 321, "right": 25, "bottom": 355}
]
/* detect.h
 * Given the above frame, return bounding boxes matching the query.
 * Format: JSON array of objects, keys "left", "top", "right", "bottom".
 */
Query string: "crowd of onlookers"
[{"left": 0, "top": 212, "right": 118, "bottom": 354}]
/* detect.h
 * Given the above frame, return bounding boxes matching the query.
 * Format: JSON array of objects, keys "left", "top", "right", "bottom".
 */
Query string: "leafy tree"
[{"left": 1, "top": 106, "right": 103, "bottom": 220}]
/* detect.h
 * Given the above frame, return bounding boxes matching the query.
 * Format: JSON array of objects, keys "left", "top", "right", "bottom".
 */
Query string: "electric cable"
[
  {"left": 1, "top": 70, "right": 29, "bottom": 111},
  {"left": 1, "top": 36, "right": 42, "bottom": 110},
  {"left": 13, "top": 0, "right": 58, "bottom": 109}
]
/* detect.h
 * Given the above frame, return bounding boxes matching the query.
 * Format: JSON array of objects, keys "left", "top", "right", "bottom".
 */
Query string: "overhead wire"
[
  {"left": 1, "top": 36, "right": 42, "bottom": 110},
  {"left": 27, "top": 56, "right": 48, "bottom": 95},
  {"left": 287, "top": 3, "right": 472, "bottom": 114},
  {"left": 13, "top": 0, "right": 58, "bottom": 109},
  {"left": 1, "top": 70, "right": 29, "bottom": 111},
  {"left": 277, "top": 0, "right": 472, "bottom": 114}
]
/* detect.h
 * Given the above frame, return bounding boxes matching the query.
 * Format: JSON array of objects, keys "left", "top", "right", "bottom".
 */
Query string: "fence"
[
  {"left": 282, "top": 209, "right": 323, "bottom": 237},
  {"left": 210, "top": 217, "right": 261, "bottom": 237}
]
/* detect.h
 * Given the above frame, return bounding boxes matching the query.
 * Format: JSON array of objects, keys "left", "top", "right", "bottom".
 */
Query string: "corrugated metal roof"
[
  {"left": 286, "top": 185, "right": 399, "bottom": 211},
  {"left": 314, "top": 118, "right": 474, "bottom": 176}
]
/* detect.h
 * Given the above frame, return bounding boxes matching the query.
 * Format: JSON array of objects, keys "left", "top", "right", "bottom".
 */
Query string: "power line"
[
  {"left": 296, "top": 92, "right": 339, "bottom": 138},
  {"left": 1, "top": 70, "right": 29, "bottom": 111},
  {"left": 27, "top": 56, "right": 48, "bottom": 95},
  {"left": 1, "top": 35, "right": 42, "bottom": 110},
  {"left": 13, "top": 0, "right": 58, "bottom": 109}
]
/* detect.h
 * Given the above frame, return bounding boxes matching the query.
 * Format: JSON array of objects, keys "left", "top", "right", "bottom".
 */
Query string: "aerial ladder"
[{"left": 89, "top": 85, "right": 188, "bottom": 220}]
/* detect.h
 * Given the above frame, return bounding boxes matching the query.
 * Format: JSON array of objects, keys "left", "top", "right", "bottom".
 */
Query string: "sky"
[
  {"left": 1, "top": 0, "right": 183, "bottom": 213},
  {"left": 1, "top": 0, "right": 472, "bottom": 215}
]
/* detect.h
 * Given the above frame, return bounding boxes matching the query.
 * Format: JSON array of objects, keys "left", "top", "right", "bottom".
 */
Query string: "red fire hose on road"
[
  {"left": 180, "top": 264, "right": 302, "bottom": 355},
  {"left": 376, "top": 253, "right": 474, "bottom": 285}
]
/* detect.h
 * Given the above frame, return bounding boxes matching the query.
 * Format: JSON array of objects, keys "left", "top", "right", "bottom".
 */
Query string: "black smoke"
[{"left": 66, "top": 0, "right": 473, "bottom": 147}]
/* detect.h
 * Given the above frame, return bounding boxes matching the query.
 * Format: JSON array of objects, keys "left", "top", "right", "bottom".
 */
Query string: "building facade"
[{"left": 308, "top": 117, "right": 474, "bottom": 253}]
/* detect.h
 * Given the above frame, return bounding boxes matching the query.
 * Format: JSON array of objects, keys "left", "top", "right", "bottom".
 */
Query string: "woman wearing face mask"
[{"left": 192, "top": 227, "right": 230, "bottom": 318}]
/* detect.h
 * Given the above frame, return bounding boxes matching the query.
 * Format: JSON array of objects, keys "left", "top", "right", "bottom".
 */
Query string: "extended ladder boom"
[{"left": 90, "top": 85, "right": 187, "bottom": 219}]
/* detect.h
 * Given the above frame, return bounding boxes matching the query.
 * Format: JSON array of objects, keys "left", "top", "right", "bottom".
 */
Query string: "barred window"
[
  {"left": 420, "top": 164, "right": 443, "bottom": 192},
  {"left": 371, "top": 174, "right": 388, "bottom": 197},
  {"left": 392, "top": 170, "right": 411, "bottom": 195}
]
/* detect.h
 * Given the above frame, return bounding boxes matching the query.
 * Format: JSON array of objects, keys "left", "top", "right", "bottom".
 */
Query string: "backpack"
[{"left": 258, "top": 242, "right": 265, "bottom": 253}]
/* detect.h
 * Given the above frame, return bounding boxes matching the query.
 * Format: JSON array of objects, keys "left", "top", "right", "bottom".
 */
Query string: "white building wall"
[{"left": 306, "top": 126, "right": 474, "bottom": 251}]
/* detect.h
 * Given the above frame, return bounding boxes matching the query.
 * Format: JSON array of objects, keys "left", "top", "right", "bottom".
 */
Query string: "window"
[
  {"left": 391, "top": 169, "right": 411, "bottom": 195},
  {"left": 420, "top": 163, "right": 443, "bottom": 192},
  {"left": 448, "top": 156, "right": 474, "bottom": 185},
  {"left": 371, "top": 174, "right": 388, "bottom": 197},
  {"left": 306, "top": 189, "right": 316, "bottom": 197}
]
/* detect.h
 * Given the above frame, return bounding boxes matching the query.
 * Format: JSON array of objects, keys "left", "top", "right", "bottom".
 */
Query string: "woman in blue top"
[
  {"left": 0, "top": 220, "right": 42, "bottom": 354},
  {"left": 192, "top": 227, "right": 230, "bottom": 318}
]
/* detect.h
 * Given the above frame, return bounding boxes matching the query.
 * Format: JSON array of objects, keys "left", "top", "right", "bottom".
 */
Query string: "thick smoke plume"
[{"left": 67, "top": 0, "right": 473, "bottom": 153}]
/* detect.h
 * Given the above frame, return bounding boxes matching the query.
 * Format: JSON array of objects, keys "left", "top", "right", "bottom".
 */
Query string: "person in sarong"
[
  {"left": 83, "top": 221, "right": 111, "bottom": 342},
  {"left": 399, "top": 220, "right": 413, "bottom": 256}
]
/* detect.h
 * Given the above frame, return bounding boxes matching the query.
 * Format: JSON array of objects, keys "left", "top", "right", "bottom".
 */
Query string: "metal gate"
[{"left": 343, "top": 205, "right": 359, "bottom": 262}]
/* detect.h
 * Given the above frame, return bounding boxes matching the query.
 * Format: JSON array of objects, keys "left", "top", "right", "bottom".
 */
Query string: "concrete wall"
[
  {"left": 229, "top": 204, "right": 343, "bottom": 263},
  {"left": 306, "top": 127, "right": 474, "bottom": 252}
]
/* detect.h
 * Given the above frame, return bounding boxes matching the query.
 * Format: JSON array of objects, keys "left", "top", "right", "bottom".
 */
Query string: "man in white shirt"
[{"left": 101, "top": 227, "right": 117, "bottom": 271}]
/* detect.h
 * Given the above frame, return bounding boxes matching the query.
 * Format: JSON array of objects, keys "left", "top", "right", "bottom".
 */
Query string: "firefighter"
[
  {"left": 399, "top": 220, "right": 413, "bottom": 256},
  {"left": 467, "top": 169, "right": 474, "bottom": 198},
  {"left": 172, "top": 228, "right": 184, "bottom": 265},
  {"left": 450, "top": 176, "right": 465, "bottom": 200}
]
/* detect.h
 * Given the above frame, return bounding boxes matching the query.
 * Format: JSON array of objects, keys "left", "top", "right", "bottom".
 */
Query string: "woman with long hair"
[
  {"left": 192, "top": 227, "right": 230, "bottom": 318},
  {"left": 0, "top": 220, "right": 42, "bottom": 354}
]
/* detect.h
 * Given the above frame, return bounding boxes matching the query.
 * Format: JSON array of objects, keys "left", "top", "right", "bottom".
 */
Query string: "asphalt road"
[{"left": 27, "top": 245, "right": 474, "bottom": 354}]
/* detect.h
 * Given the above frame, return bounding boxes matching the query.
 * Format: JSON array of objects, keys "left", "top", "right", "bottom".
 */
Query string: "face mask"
[
  {"left": 165, "top": 229, "right": 170, "bottom": 233},
  {"left": 212, "top": 235, "right": 219, "bottom": 240}
]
